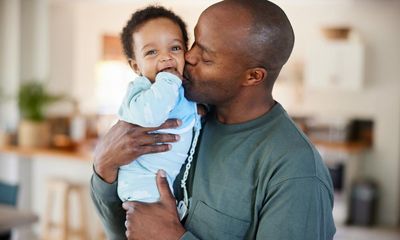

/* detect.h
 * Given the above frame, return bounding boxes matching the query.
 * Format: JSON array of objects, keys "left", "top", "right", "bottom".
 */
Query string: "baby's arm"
[{"left": 118, "top": 72, "right": 181, "bottom": 127}]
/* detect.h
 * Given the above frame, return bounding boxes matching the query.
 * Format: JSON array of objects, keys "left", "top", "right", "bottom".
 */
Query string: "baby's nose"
[
  {"left": 159, "top": 57, "right": 176, "bottom": 69},
  {"left": 160, "top": 53, "right": 172, "bottom": 62}
]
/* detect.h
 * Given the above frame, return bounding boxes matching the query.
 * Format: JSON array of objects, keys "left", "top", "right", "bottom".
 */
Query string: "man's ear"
[
  {"left": 242, "top": 68, "right": 267, "bottom": 86},
  {"left": 128, "top": 58, "right": 141, "bottom": 76}
]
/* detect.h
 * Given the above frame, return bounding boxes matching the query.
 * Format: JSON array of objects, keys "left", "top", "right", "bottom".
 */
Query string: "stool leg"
[
  {"left": 61, "top": 185, "right": 69, "bottom": 240},
  {"left": 77, "top": 187, "right": 89, "bottom": 240},
  {"left": 42, "top": 180, "right": 68, "bottom": 240},
  {"left": 41, "top": 180, "right": 90, "bottom": 240},
  {"left": 42, "top": 182, "right": 54, "bottom": 240},
  {"left": 66, "top": 186, "right": 89, "bottom": 240}
]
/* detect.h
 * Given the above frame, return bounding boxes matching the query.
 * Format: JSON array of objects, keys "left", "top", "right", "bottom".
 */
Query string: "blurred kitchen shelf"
[
  {"left": 0, "top": 144, "right": 92, "bottom": 161},
  {"left": 312, "top": 140, "right": 370, "bottom": 154}
]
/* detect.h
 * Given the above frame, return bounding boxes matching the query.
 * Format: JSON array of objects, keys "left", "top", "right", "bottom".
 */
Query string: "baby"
[{"left": 117, "top": 5, "right": 201, "bottom": 208}]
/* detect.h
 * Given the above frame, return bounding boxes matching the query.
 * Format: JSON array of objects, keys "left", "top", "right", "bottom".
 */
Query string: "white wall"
[
  {"left": 0, "top": 0, "right": 20, "bottom": 131},
  {"left": 274, "top": 0, "right": 400, "bottom": 226},
  {"left": 47, "top": 1, "right": 75, "bottom": 96},
  {"left": 20, "top": 0, "right": 49, "bottom": 83}
]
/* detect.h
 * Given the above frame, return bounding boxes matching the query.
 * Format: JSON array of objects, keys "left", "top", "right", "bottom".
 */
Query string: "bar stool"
[{"left": 42, "top": 179, "right": 88, "bottom": 240}]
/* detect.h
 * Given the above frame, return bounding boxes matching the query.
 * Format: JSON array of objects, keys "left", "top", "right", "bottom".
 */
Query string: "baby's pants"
[{"left": 118, "top": 130, "right": 192, "bottom": 202}]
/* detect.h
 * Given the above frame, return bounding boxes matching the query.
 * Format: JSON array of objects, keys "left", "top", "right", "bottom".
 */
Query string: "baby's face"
[{"left": 131, "top": 18, "right": 186, "bottom": 82}]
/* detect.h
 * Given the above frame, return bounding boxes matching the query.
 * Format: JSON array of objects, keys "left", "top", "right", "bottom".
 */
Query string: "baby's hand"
[{"left": 161, "top": 68, "right": 183, "bottom": 80}]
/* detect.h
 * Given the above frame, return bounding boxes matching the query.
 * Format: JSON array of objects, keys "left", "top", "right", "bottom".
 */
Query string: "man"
[{"left": 90, "top": 0, "right": 336, "bottom": 239}]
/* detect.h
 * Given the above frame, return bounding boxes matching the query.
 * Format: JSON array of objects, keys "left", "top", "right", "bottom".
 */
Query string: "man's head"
[
  {"left": 184, "top": 0, "right": 294, "bottom": 105},
  {"left": 121, "top": 6, "right": 189, "bottom": 81}
]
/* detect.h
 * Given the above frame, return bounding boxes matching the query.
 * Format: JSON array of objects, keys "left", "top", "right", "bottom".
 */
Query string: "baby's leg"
[{"left": 118, "top": 130, "right": 193, "bottom": 202}]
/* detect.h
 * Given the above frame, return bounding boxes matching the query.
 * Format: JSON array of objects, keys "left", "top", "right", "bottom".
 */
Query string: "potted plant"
[{"left": 17, "top": 81, "right": 63, "bottom": 148}]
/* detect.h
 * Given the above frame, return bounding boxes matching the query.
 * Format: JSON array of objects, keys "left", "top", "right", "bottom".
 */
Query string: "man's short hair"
[{"left": 223, "top": 0, "right": 295, "bottom": 84}]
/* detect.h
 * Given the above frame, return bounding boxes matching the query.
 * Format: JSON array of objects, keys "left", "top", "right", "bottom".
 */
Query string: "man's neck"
[{"left": 215, "top": 94, "right": 275, "bottom": 124}]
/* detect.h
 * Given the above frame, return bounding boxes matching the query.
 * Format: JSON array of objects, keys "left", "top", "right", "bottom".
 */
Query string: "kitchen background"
[{"left": 0, "top": 0, "right": 399, "bottom": 239}]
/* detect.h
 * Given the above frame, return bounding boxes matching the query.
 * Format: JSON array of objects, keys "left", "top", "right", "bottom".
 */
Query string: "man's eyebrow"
[{"left": 197, "top": 42, "right": 216, "bottom": 56}]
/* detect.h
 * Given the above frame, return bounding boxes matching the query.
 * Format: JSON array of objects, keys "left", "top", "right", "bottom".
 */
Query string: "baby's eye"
[
  {"left": 171, "top": 46, "right": 182, "bottom": 51},
  {"left": 145, "top": 50, "right": 157, "bottom": 56}
]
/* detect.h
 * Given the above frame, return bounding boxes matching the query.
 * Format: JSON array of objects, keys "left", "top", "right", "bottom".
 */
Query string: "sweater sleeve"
[
  {"left": 118, "top": 72, "right": 182, "bottom": 127},
  {"left": 90, "top": 172, "right": 126, "bottom": 240}
]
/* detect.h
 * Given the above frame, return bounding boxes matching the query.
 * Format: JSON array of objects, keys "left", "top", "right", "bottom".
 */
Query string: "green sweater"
[{"left": 90, "top": 103, "right": 336, "bottom": 240}]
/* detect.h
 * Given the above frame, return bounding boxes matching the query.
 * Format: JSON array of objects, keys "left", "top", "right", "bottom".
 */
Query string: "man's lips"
[{"left": 183, "top": 70, "right": 191, "bottom": 84}]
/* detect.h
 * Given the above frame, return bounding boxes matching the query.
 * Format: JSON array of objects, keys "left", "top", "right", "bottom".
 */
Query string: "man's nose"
[{"left": 185, "top": 49, "right": 197, "bottom": 65}]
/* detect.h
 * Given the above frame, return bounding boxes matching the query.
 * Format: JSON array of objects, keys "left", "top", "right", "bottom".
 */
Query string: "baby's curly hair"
[{"left": 121, "top": 5, "right": 189, "bottom": 60}]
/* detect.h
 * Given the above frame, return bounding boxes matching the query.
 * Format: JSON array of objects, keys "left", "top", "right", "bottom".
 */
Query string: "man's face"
[
  {"left": 131, "top": 18, "right": 185, "bottom": 82},
  {"left": 183, "top": 8, "right": 251, "bottom": 105}
]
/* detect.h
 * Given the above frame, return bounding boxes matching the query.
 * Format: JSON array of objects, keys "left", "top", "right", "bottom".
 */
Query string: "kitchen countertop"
[{"left": 0, "top": 144, "right": 93, "bottom": 161}]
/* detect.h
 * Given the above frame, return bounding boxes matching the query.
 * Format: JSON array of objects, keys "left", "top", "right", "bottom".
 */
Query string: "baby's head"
[{"left": 121, "top": 6, "right": 188, "bottom": 82}]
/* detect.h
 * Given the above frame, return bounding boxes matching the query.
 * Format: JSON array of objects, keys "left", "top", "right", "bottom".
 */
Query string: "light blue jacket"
[
  {"left": 117, "top": 72, "right": 201, "bottom": 202},
  {"left": 118, "top": 72, "right": 199, "bottom": 134}
]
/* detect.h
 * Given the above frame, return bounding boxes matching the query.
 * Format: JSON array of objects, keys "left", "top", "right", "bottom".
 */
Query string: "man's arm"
[
  {"left": 256, "top": 177, "right": 336, "bottom": 240},
  {"left": 90, "top": 172, "right": 126, "bottom": 240},
  {"left": 90, "top": 120, "right": 181, "bottom": 239}
]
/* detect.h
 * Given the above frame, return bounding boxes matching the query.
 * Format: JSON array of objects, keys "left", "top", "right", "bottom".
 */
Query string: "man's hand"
[
  {"left": 123, "top": 170, "right": 186, "bottom": 240},
  {"left": 93, "top": 120, "right": 181, "bottom": 183}
]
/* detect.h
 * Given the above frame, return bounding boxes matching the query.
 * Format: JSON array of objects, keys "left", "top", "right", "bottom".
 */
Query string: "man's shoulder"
[{"left": 255, "top": 108, "right": 333, "bottom": 192}]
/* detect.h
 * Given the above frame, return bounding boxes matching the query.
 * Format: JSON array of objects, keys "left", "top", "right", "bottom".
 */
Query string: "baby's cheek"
[{"left": 177, "top": 57, "right": 186, "bottom": 74}]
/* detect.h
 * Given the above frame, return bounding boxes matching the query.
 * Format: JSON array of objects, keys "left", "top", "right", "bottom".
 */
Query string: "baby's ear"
[{"left": 128, "top": 58, "right": 141, "bottom": 76}]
